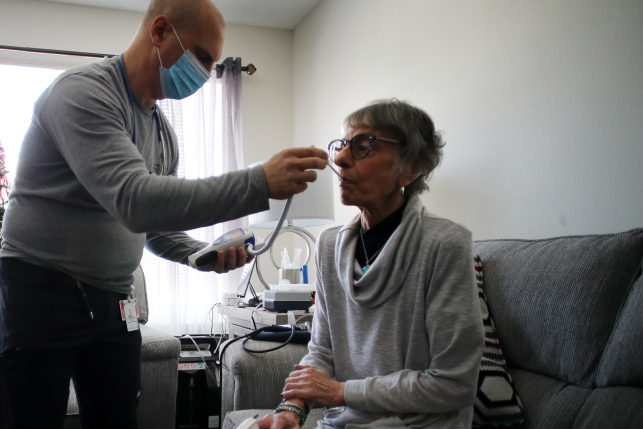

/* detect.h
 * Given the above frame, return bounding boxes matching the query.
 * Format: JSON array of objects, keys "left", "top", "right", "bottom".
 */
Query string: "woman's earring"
[{"left": 400, "top": 187, "right": 405, "bottom": 196}]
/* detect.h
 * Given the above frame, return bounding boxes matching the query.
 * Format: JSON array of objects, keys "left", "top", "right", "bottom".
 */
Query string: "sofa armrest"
[
  {"left": 138, "top": 325, "right": 180, "bottom": 429},
  {"left": 140, "top": 324, "right": 181, "bottom": 362},
  {"left": 220, "top": 339, "right": 309, "bottom": 420}
]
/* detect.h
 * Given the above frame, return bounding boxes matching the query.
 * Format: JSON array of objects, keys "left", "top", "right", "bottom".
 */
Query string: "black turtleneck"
[{"left": 355, "top": 201, "right": 407, "bottom": 269}]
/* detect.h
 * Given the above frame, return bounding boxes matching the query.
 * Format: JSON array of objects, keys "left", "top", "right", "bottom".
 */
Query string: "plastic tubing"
[{"left": 246, "top": 196, "right": 293, "bottom": 256}]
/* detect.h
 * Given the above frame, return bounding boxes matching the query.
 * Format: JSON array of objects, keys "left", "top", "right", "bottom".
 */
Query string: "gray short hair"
[{"left": 344, "top": 99, "right": 444, "bottom": 196}]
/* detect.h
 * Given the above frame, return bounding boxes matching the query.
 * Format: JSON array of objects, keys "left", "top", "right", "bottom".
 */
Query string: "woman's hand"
[
  {"left": 256, "top": 411, "right": 300, "bottom": 429},
  {"left": 282, "top": 365, "right": 346, "bottom": 408}
]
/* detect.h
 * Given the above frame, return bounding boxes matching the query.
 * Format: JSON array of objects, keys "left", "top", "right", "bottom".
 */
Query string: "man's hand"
[
  {"left": 281, "top": 365, "right": 346, "bottom": 408},
  {"left": 262, "top": 148, "right": 328, "bottom": 200},
  {"left": 256, "top": 410, "right": 300, "bottom": 429},
  {"left": 198, "top": 246, "right": 253, "bottom": 273}
]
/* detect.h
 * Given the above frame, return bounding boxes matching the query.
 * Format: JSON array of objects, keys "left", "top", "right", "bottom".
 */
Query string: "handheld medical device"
[
  {"left": 188, "top": 227, "right": 255, "bottom": 269},
  {"left": 188, "top": 198, "right": 293, "bottom": 269},
  {"left": 235, "top": 415, "right": 260, "bottom": 429}
]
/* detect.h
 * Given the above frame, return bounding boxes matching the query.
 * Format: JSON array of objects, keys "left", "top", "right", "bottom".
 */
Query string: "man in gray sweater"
[{"left": 0, "top": 1, "right": 327, "bottom": 428}]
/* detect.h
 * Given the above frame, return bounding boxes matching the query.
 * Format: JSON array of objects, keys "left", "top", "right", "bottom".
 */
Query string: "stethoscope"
[{"left": 118, "top": 55, "right": 168, "bottom": 176}]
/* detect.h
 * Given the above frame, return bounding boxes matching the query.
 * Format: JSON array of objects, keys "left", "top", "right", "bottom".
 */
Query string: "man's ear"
[{"left": 150, "top": 15, "right": 172, "bottom": 47}]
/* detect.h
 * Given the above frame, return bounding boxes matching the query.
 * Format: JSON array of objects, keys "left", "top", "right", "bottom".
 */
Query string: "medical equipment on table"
[{"left": 263, "top": 290, "right": 312, "bottom": 312}]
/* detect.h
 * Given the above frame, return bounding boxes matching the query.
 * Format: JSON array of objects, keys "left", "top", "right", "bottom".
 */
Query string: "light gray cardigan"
[{"left": 301, "top": 195, "right": 484, "bottom": 428}]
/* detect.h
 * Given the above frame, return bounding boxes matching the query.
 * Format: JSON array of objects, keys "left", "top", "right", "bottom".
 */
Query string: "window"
[{"left": 0, "top": 64, "right": 64, "bottom": 184}]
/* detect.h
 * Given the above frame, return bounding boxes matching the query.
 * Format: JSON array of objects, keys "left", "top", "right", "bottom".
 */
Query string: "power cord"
[
  {"left": 204, "top": 302, "right": 220, "bottom": 336},
  {"left": 213, "top": 297, "right": 240, "bottom": 357},
  {"left": 184, "top": 296, "right": 241, "bottom": 387},
  {"left": 184, "top": 334, "right": 217, "bottom": 386},
  {"left": 250, "top": 302, "right": 263, "bottom": 331},
  {"left": 217, "top": 326, "right": 274, "bottom": 388}
]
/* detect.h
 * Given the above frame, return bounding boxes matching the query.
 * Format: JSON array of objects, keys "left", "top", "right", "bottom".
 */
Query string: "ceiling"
[{"left": 44, "top": 0, "right": 324, "bottom": 30}]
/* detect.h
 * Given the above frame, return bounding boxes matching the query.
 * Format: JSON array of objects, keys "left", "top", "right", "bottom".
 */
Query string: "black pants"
[{"left": 0, "top": 258, "right": 141, "bottom": 429}]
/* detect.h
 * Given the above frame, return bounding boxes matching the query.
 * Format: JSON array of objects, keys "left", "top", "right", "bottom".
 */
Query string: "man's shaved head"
[
  {"left": 124, "top": 0, "right": 225, "bottom": 103},
  {"left": 142, "top": 0, "right": 225, "bottom": 33}
]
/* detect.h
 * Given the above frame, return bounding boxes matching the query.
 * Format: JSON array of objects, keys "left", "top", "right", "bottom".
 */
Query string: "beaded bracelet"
[{"left": 275, "top": 403, "right": 307, "bottom": 426}]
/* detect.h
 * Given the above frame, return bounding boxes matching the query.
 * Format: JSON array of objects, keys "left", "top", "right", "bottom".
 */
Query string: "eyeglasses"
[{"left": 327, "top": 133, "right": 403, "bottom": 163}]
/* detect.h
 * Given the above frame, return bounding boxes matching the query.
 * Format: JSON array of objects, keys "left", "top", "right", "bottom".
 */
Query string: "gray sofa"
[
  {"left": 221, "top": 228, "right": 643, "bottom": 428},
  {"left": 64, "top": 266, "right": 181, "bottom": 429}
]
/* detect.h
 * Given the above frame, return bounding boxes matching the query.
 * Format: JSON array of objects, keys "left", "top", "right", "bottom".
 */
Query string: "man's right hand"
[{"left": 262, "top": 148, "right": 328, "bottom": 200}]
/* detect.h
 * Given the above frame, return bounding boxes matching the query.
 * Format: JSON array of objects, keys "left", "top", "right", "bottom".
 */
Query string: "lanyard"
[{"left": 118, "top": 55, "right": 167, "bottom": 175}]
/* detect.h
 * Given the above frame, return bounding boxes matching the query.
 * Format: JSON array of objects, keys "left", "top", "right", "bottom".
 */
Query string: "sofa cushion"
[
  {"left": 473, "top": 255, "right": 524, "bottom": 428},
  {"left": 573, "top": 386, "right": 643, "bottom": 428},
  {"left": 473, "top": 228, "right": 643, "bottom": 388},
  {"left": 595, "top": 261, "right": 643, "bottom": 388},
  {"left": 508, "top": 367, "right": 591, "bottom": 429},
  {"left": 140, "top": 324, "right": 181, "bottom": 362}
]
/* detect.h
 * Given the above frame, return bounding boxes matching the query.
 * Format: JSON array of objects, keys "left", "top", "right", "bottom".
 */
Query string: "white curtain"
[{"left": 143, "top": 58, "right": 246, "bottom": 336}]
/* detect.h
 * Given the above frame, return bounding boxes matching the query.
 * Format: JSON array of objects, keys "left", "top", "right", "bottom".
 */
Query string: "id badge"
[{"left": 119, "top": 299, "right": 140, "bottom": 332}]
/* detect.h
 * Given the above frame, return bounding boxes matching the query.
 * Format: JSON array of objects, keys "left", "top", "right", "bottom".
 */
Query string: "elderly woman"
[{"left": 258, "top": 99, "right": 484, "bottom": 429}]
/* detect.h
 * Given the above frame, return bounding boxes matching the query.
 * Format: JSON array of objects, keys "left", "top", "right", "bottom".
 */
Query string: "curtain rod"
[{"left": 0, "top": 45, "right": 256, "bottom": 75}]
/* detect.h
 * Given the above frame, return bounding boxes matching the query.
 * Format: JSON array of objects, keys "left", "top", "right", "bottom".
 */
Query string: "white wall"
[{"left": 294, "top": 0, "right": 643, "bottom": 239}]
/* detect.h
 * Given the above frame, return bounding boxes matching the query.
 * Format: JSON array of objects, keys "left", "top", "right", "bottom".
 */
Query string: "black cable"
[
  {"left": 217, "top": 326, "right": 276, "bottom": 380},
  {"left": 241, "top": 324, "right": 296, "bottom": 354},
  {"left": 218, "top": 324, "right": 298, "bottom": 382}
]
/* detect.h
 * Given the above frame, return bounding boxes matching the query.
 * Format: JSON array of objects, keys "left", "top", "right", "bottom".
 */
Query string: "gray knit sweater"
[
  {"left": 301, "top": 195, "right": 484, "bottom": 428},
  {"left": 0, "top": 56, "right": 269, "bottom": 293}
]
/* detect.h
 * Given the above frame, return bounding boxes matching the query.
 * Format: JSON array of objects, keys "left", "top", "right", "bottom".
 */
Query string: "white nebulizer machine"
[{"left": 188, "top": 199, "right": 293, "bottom": 269}]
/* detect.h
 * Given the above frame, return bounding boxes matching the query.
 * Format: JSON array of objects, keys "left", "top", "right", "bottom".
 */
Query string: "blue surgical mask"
[{"left": 158, "top": 26, "right": 211, "bottom": 100}]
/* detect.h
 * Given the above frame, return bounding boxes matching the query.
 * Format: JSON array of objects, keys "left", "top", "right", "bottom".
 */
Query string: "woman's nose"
[{"left": 334, "top": 143, "right": 352, "bottom": 168}]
